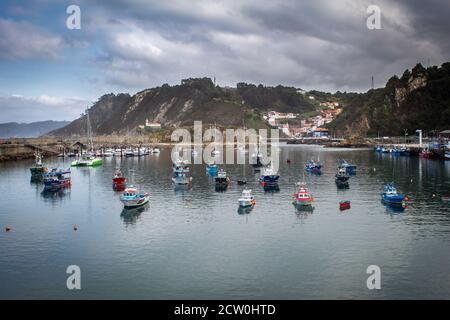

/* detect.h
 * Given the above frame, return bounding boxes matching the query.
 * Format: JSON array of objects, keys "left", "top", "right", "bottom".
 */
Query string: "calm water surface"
[{"left": 1, "top": 144, "right": 450, "bottom": 299}]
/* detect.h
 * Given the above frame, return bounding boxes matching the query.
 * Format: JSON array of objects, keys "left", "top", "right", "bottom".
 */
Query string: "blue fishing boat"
[
  {"left": 259, "top": 165, "right": 280, "bottom": 186},
  {"left": 206, "top": 162, "right": 218, "bottom": 175},
  {"left": 305, "top": 160, "right": 322, "bottom": 174},
  {"left": 43, "top": 168, "right": 71, "bottom": 191},
  {"left": 381, "top": 183, "right": 405, "bottom": 207},
  {"left": 338, "top": 159, "right": 357, "bottom": 174}
]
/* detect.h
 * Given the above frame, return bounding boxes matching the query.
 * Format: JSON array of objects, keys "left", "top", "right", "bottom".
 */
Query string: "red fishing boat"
[
  {"left": 293, "top": 182, "right": 314, "bottom": 207},
  {"left": 419, "top": 149, "right": 433, "bottom": 158},
  {"left": 113, "top": 169, "right": 126, "bottom": 191}
]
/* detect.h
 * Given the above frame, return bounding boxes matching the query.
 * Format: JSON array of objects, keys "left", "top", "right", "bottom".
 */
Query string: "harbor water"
[{"left": 1, "top": 144, "right": 450, "bottom": 299}]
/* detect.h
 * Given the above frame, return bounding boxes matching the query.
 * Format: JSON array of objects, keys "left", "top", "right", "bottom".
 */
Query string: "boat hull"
[{"left": 120, "top": 195, "right": 150, "bottom": 209}]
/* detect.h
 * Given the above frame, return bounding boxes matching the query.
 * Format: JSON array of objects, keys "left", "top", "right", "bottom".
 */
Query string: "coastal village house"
[{"left": 139, "top": 119, "right": 162, "bottom": 130}]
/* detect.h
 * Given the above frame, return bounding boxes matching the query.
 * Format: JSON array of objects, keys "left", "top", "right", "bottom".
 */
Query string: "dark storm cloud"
[{"left": 73, "top": 0, "right": 449, "bottom": 92}]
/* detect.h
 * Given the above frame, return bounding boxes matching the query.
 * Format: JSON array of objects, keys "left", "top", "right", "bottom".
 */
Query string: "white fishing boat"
[
  {"left": 152, "top": 147, "right": 161, "bottom": 154},
  {"left": 113, "top": 149, "right": 122, "bottom": 157},
  {"left": 172, "top": 159, "right": 192, "bottom": 184},
  {"left": 103, "top": 149, "right": 114, "bottom": 157},
  {"left": 238, "top": 189, "right": 256, "bottom": 208},
  {"left": 120, "top": 187, "right": 150, "bottom": 208}
]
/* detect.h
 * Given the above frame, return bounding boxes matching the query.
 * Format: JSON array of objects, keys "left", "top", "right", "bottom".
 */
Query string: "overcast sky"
[{"left": 0, "top": 0, "right": 449, "bottom": 122}]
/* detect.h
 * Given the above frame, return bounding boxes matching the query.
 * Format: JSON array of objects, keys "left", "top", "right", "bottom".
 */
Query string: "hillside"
[
  {"left": 327, "top": 63, "right": 450, "bottom": 136},
  {"left": 48, "top": 78, "right": 316, "bottom": 137},
  {"left": 0, "top": 120, "right": 70, "bottom": 138}
]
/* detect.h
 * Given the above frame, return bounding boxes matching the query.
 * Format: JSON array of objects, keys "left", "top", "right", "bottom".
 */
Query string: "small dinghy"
[
  {"left": 339, "top": 200, "right": 351, "bottom": 210},
  {"left": 238, "top": 189, "right": 256, "bottom": 208},
  {"left": 304, "top": 160, "right": 322, "bottom": 174},
  {"left": 120, "top": 187, "right": 149, "bottom": 209}
]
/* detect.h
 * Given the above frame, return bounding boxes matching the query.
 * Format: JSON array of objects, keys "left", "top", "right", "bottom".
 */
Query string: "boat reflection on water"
[
  {"left": 41, "top": 188, "right": 71, "bottom": 201},
  {"left": 237, "top": 205, "right": 254, "bottom": 215},
  {"left": 120, "top": 203, "right": 149, "bottom": 225},
  {"left": 381, "top": 200, "right": 406, "bottom": 214},
  {"left": 263, "top": 183, "right": 280, "bottom": 193}
]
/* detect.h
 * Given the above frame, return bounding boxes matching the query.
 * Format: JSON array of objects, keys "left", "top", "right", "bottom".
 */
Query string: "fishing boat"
[
  {"left": 238, "top": 189, "right": 256, "bottom": 208},
  {"left": 206, "top": 162, "right": 218, "bottom": 175},
  {"left": 113, "top": 149, "right": 122, "bottom": 157},
  {"left": 339, "top": 200, "right": 351, "bottom": 210},
  {"left": 43, "top": 168, "right": 71, "bottom": 191},
  {"left": 419, "top": 148, "right": 433, "bottom": 158},
  {"left": 124, "top": 149, "right": 134, "bottom": 157},
  {"left": 112, "top": 169, "right": 126, "bottom": 191},
  {"left": 304, "top": 160, "right": 322, "bottom": 174},
  {"left": 152, "top": 147, "right": 160, "bottom": 154},
  {"left": 120, "top": 187, "right": 150, "bottom": 209},
  {"left": 338, "top": 159, "right": 356, "bottom": 174},
  {"left": 293, "top": 182, "right": 314, "bottom": 207},
  {"left": 259, "top": 165, "right": 280, "bottom": 186},
  {"left": 67, "top": 152, "right": 76, "bottom": 158},
  {"left": 381, "top": 183, "right": 405, "bottom": 207},
  {"left": 215, "top": 168, "right": 230, "bottom": 188},
  {"left": 399, "top": 146, "right": 410, "bottom": 155},
  {"left": 172, "top": 159, "right": 192, "bottom": 185},
  {"left": 30, "top": 151, "right": 48, "bottom": 181},
  {"left": 335, "top": 167, "right": 350, "bottom": 188},
  {"left": 445, "top": 150, "right": 450, "bottom": 160},
  {"left": 103, "top": 149, "right": 114, "bottom": 157}
]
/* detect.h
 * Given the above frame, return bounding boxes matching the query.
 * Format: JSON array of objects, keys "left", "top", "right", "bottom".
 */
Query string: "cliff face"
[
  {"left": 327, "top": 63, "right": 450, "bottom": 136},
  {"left": 48, "top": 78, "right": 316, "bottom": 136}
]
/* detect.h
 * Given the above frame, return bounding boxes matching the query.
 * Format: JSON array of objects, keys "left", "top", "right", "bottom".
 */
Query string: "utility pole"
[{"left": 371, "top": 76, "right": 374, "bottom": 90}]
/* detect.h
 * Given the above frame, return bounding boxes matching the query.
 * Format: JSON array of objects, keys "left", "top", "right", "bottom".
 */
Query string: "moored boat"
[
  {"left": 43, "top": 168, "right": 71, "bottom": 191},
  {"left": 30, "top": 151, "right": 48, "bottom": 181},
  {"left": 293, "top": 182, "right": 314, "bottom": 207},
  {"left": 339, "top": 200, "right": 351, "bottom": 210},
  {"left": 206, "top": 162, "right": 218, "bottom": 175},
  {"left": 120, "top": 187, "right": 150, "bottom": 209},
  {"left": 304, "top": 160, "right": 322, "bottom": 174},
  {"left": 172, "top": 159, "right": 192, "bottom": 185},
  {"left": 71, "top": 154, "right": 103, "bottom": 167},
  {"left": 381, "top": 183, "right": 405, "bottom": 207},
  {"left": 419, "top": 148, "right": 433, "bottom": 158},
  {"left": 338, "top": 159, "right": 356, "bottom": 174},
  {"left": 238, "top": 189, "right": 256, "bottom": 208},
  {"left": 112, "top": 169, "right": 126, "bottom": 190},
  {"left": 335, "top": 167, "right": 350, "bottom": 188},
  {"left": 215, "top": 168, "right": 230, "bottom": 189},
  {"left": 259, "top": 165, "right": 280, "bottom": 186},
  {"left": 152, "top": 147, "right": 161, "bottom": 154}
]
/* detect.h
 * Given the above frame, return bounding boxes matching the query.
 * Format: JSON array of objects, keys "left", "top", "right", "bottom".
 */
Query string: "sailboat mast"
[{"left": 86, "top": 108, "right": 93, "bottom": 152}]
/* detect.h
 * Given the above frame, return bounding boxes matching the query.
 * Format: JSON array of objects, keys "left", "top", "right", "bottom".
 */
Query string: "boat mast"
[{"left": 86, "top": 108, "right": 94, "bottom": 153}]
